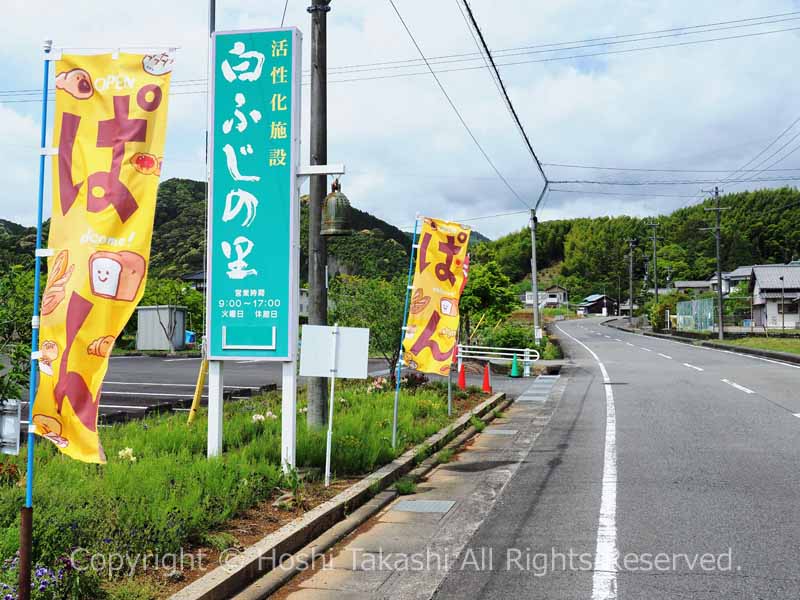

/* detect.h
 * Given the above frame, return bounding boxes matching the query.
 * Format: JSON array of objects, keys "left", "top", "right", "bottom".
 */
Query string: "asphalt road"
[{"left": 435, "top": 317, "right": 800, "bottom": 599}]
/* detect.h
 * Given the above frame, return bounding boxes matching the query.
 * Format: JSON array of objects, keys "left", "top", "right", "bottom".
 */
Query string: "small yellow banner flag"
[
  {"left": 33, "top": 52, "right": 173, "bottom": 463},
  {"left": 402, "top": 217, "right": 471, "bottom": 375}
]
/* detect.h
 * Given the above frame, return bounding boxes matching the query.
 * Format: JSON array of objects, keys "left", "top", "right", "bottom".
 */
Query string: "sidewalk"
[{"left": 259, "top": 374, "right": 566, "bottom": 600}]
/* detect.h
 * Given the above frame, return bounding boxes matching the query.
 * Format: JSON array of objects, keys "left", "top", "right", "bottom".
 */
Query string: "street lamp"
[{"left": 780, "top": 275, "right": 785, "bottom": 333}]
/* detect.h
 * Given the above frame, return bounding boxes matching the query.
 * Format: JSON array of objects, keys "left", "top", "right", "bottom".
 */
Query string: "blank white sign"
[{"left": 299, "top": 325, "right": 370, "bottom": 379}]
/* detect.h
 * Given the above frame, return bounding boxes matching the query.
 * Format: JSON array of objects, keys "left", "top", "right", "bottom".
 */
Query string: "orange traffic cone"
[
  {"left": 482, "top": 363, "right": 492, "bottom": 393},
  {"left": 458, "top": 363, "right": 466, "bottom": 390}
]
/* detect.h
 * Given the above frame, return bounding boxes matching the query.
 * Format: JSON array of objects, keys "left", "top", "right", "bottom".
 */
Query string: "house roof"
[
  {"left": 751, "top": 264, "right": 800, "bottom": 289},
  {"left": 181, "top": 271, "right": 205, "bottom": 281},
  {"left": 726, "top": 265, "right": 755, "bottom": 280},
  {"left": 545, "top": 285, "right": 567, "bottom": 292},
  {"left": 674, "top": 280, "right": 711, "bottom": 288}
]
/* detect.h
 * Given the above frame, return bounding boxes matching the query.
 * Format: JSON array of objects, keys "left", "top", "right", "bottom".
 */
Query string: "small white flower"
[
  {"left": 118, "top": 447, "right": 137, "bottom": 462},
  {"left": 252, "top": 414, "right": 266, "bottom": 423},
  {"left": 265, "top": 411, "right": 278, "bottom": 420}
]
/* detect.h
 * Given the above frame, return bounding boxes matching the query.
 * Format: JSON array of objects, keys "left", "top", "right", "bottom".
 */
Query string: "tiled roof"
[{"left": 752, "top": 264, "right": 800, "bottom": 289}]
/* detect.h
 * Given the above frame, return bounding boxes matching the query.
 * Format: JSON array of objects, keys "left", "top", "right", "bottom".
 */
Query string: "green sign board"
[{"left": 207, "top": 28, "right": 301, "bottom": 360}]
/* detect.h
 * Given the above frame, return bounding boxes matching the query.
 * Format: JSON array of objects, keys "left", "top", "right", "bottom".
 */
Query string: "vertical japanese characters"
[
  {"left": 35, "top": 52, "right": 173, "bottom": 463},
  {"left": 208, "top": 31, "right": 296, "bottom": 360},
  {"left": 403, "top": 218, "right": 471, "bottom": 375}
]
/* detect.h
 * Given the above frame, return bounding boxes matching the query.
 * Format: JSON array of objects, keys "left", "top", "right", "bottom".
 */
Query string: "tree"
[
  {"left": 329, "top": 275, "right": 406, "bottom": 375},
  {"left": 460, "top": 261, "right": 519, "bottom": 339}
]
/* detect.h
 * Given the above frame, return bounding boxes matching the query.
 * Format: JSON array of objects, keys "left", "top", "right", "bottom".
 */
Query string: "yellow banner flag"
[
  {"left": 33, "top": 52, "right": 173, "bottom": 463},
  {"left": 402, "top": 217, "right": 471, "bottom": 375}
]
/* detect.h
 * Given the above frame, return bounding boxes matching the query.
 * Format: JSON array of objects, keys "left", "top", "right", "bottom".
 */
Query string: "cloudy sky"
[{"left": 2, "top": 0, "right": 800, "bottom": 238}]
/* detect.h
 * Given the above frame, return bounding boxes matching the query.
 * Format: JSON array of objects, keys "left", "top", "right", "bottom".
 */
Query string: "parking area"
[{"left": 20, "top": 356, "right": 391, "bottom": 428}]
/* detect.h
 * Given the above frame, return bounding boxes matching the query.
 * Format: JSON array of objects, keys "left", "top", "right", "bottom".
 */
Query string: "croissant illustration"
[
  {"left": 409, "top": 288, "right": 431, "bottom": 314},
  {"left": 42, "top": 250, "right": 74, "bottom": 316},
  {"left": 88, "top": 336, "right": 115, "bottom": 357}
]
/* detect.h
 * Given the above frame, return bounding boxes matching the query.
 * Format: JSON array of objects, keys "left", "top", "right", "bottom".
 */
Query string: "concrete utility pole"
[
  {"left": 626, "top": 239, "right": 637, "bottom": 325},
  {"left": 647, "top": 222, "right": 662, "bottom": 306},
  {"left": 780, "top": 275, "right": 786, "bottom": 332},
  {"left": 702, "top": 186, "right": 729, "bottom": 340},
  {"left": 530, "top": 208, "right": 541, "bottom": 340},
  {"left": 307, "top": 0, "right": 332, "bottom": 427}
]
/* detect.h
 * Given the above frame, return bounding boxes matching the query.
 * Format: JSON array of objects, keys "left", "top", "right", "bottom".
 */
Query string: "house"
[
  {"left": 543, "top": 285, "right": 568, "bottom": 308},
  {"left": 181, "top": 270, "right": 206, "bottom": 293},
  {"left": 618, "top": 300, "right": 639, "bottom": 316},
  {"left": 577, "top": 294, "right": 617, "bottom": 316},
  {"left": 723, "top": 265, "right": 755, "bottom": 291},
  {"left": 674, "top": 280, "right": 712, "bottom": 295},
  {"left": 750, "top": 264, "right": 800, "bottom": 329},
  {"left": 521, "top": 291, "right": 547, "bottom": 308},
  {"left": 708, "top": 273, "right": 732, "bottom": 295}
]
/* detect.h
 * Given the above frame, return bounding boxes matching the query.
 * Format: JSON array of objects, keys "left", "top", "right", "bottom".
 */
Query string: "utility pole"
[
  {"left": 702, "top": 186, "right": 729, "bottom": 340},
  {"left": 780, "top": 275, "right": 786, "bottom": 332},
  {"left": 530, "top": 208, "right": 541, "bottom": 341},
  {"left": 626, "top": 239, "right": 638, "bottom": 325},
  {"left": 647, "top": 222, "right": 662, "bottom": 306},
  {"left": 307, "top": 0, "right": 332, "bottom": 427}
]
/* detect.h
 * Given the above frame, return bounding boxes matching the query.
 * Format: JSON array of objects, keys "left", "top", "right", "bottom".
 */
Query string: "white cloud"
[{"left": 1, "top": 0, "right": 799, "bottom": 239}]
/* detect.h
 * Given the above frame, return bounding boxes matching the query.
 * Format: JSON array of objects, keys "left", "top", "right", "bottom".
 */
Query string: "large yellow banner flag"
[
  {"left": 402, "top": 217, "right": 471, "bottom": 375},
  {"left": 33, "top": 52, "right": 173, "bottom": 463}
]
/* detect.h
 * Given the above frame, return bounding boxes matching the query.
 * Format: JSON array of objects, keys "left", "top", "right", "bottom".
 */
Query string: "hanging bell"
[{"left": 321, "top": 178, "right": 353, "bottom": 236}]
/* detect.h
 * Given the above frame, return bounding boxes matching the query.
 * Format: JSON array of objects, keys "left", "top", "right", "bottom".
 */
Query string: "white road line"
[
  {"left": 721, "top": 379, "right": 755, "bottom": 394},
  {"left": 626, "top": 342, "right": 635, "bottom": 347},
  {"left": 104, "top": 381, "right": 259, "bottom": 390},
  {"left": 614, "top": 338, "right": 623, "bottom": 342},
  {"left": 657, "top": 353, "right": 672, "bottom": 359},
  {"left": 683, "top": 363, "right": 704, "bottom": 371},
  {"left": 163, "top": 358, "right": 201, "bottom": 362},
  {"left": 604, "top": 335, "right": 611, "bottom": 339},
  {"left": 556, "top": 324, "right": 617, "bottom": 599},
  {"left": 640, "top": 347, "right": 652, "bottom": 352},
  {"left": 100, "top": 391, "right": 194, "bottom": 398},
  {"left": 793, "top": 413, "right": 800, "bottom": 419}
]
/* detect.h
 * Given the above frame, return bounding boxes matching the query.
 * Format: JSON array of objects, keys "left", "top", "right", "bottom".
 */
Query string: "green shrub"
[
  {"left": 469, "top": 415, "right": 486, "bottom": 432},
  {"left": 394, "top": 478, "right": 417, "bottom": 495},
  {"left": 436, "top": 448, "right": 455, "bottom": 463}
]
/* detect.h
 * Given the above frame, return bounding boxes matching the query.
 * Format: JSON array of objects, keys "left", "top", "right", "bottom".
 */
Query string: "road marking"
[
  {"left": 721, "top": 379, "right": 755, "bottom": 394},
  {"left": 614, "top": 338, "right": 622, "bottom": 342},
  {"left": 683, "top": 363, "right": 704, "bottom": 371},
  {"left": 604, "top": 335, "right": 611, "bottom": 339},
  {"left": 640, "top": 347, "right": 652, "bottom": 352},
  {"left": 104, "top": 381, "right": 260, "bottom": 390},
  {"left": 163, "top": 358, "right": 201, "bottom": 362},
  {"left": 793, "top": 413, "right": 800, "bottom": 419},
  {"left": 626, "top": 342, "right": 635, "bottom": 347},
  {"left": 657, "top": 353, "right": 672, "bottom": 359},
  {"left": 100, "top": 391, "right": 194, "bottom": 398},
  {"left": 556, "top": 324, "right": 617, "bottom": 599}
]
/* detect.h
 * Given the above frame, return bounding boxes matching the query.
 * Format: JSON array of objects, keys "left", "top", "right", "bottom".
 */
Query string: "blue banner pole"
[
  {"left": 391, "top": 215, "right": 420, "bottom": 449},
  {"left": 19, "top": 40, "right": 52, "bottom": 600}
]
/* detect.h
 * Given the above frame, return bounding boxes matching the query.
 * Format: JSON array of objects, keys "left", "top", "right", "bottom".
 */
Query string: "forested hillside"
[{"left": 472, "top": 187, "right": 800, "bottom": 300}]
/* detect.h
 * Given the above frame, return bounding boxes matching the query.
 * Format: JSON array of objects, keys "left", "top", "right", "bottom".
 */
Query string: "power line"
[
  {"left": 549, "top": 188, "right": 700, "bottom": 198},
  {"left": 386, "top": 0, "right": 528, "bottom": 209},
  {"left": 280, "top": 0, "right": 289, "bottom": 27},
  {"left": 459, "top": 0, "right": 548, "bottom": 187},
  {"left": 550, "top": 176, "right": 800, "bottom": 186},
  {"left": 543, "top": 162, "right": 800, "bottom": 173}
]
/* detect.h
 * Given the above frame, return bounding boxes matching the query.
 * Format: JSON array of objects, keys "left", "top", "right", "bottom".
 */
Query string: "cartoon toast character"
[{"left": 89, "top": 251, "right": 146, "bottom": 302}]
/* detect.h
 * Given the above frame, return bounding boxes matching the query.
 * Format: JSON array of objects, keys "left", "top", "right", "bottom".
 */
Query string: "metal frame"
[{"left": 0, "top": 400, "right": 21, "bottom": 456}]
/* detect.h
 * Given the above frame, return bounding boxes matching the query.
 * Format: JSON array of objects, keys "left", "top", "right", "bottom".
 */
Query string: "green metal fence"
[{"left": 676, "top": 298, "right": 716, "bottom": 331}]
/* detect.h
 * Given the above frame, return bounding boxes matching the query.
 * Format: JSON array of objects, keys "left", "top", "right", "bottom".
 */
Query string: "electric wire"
[{"left": 386, "top": 0, "right": 528, "bottom": 209}]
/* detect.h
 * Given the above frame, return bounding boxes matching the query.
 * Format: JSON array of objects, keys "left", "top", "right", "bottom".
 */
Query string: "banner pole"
[
  {"left": 391, "top": 215, "right": 420, "bottom": 449},
  {"left": 19, "top": 39, "right": 53, "bottom": 600}
]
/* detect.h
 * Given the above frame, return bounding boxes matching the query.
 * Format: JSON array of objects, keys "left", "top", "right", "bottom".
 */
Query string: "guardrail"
[{"left": 457, "top": 344, "right": 540, "bottom": 377}]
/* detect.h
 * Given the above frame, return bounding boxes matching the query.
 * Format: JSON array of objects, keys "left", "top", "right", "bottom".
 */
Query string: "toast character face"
[
  {"left": 55, "top": 68, "right": 94, "bottom": 100},
  {"left": 89, "top": 251, "right": 146, "bottom": 302}
]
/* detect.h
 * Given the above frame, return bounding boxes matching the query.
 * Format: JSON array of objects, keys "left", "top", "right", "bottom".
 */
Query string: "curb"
[
  {"left": 700, "top": 341, "right": 800, "bottom": 364},
  {"left": 169, "top": 391, "right": 508, "bottom": 600},
  {"left": 233, "top": 395, "right": 515, "bottom": 600}
]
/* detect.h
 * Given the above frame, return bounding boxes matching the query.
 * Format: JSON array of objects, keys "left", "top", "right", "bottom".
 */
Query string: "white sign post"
[{"left": 300, "top": 324, "right": 369, "bottom": 486}]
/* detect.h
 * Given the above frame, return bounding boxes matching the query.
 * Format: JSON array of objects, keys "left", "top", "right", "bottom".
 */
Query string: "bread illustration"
[
  {"left": 142, "top": 52, "right": 174, "bottom": 76},
  {"left": 39, "top": 340, "right": 59, "bottom": 376},
  {"left": 32, "top": 414, "right": 68, "bottom": 448},
  {"left": 89, "top": 251, "right": 146, "bottom": 302},
  {"left": 440, "top": 297, "right": 458, "bottom": 317},
  {"left": 409, "top": 288, "right": 430, "bottom": 314},
  {"left": 130, "top": 152, "right": 161, "bottom": 175},
  {"left": 42, "top": 249, "right": 74, "bottom": 315},
  {"left": 55, "top": 68, "right": 94, "bottom": 100},
  {"left": 88, "top": 335, "right": 115, "bottom": 358}
]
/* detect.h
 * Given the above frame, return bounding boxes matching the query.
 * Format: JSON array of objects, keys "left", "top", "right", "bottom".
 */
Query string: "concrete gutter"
[{"left": 169, "top": 391, "right": 507, "bottom": 600}]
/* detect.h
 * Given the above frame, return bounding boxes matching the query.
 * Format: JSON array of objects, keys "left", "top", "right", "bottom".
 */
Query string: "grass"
[
  {"left": 469, "top": 415, "right": 486, "bottom": 432},
  {"left": 0, "top": 382, "right": 460, "bottom": 599},
  {"left": 718, "top": 336, "right": 800, "bottom": 355},
  {"left": 436, "top": 448, "right": 455, "bottom": 464},
  {"left": 394, "top": 477, "right": 417, "bottom": 495}
]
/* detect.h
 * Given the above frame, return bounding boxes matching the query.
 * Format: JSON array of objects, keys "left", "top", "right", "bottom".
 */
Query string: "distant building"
[
  {"left": 674, "top": 280, "right": 712, "bottom": 295},
  {"left": 577, "top": 294, "right": 618, "bottom": 316},
  {"left": 543, "top": 285, "right": 568, "bottom": 308},
  {"left": 750, "top": 264, "right": 800, "bottom": 329},
  {"left": 181, "top": 270, "right": 206, "bottom": 293}
]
